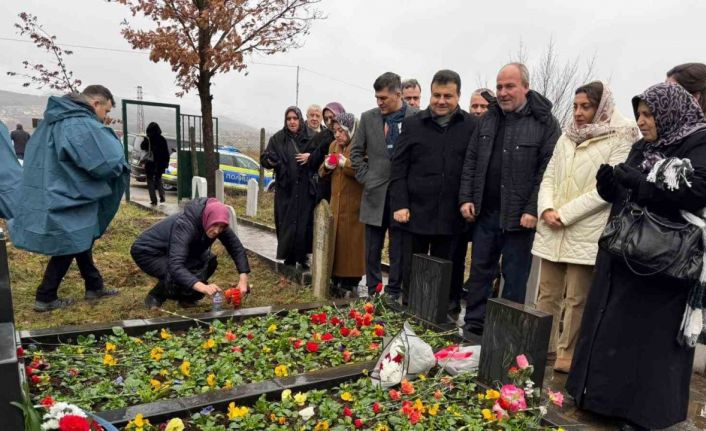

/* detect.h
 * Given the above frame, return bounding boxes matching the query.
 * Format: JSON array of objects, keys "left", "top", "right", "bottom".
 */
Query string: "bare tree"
[
  {"left": 6, "top": 13, "right": 82, "bottom": 93},
  {"left": 511, "top": 37, "right": 596, "bottom": 126}
]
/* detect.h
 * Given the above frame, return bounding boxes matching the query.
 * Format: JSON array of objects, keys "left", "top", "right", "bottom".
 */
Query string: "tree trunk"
[{"left": 198, "top": 70, "right": 216, "bottom": 197}]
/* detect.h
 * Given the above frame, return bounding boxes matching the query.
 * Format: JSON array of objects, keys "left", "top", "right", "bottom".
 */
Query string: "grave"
[
  {"left": 246, "top": 178, "right": 258, "bottom": 217},
  {"left": 191, "top": 176, "right": 207, "bottom": 199},
  {"left": 215, "top": 169, "right": 225, "bottom": 203},
  {"left": 406, "top": 254, "right": 452, "bottom": 324},
  {"left": 226, "top": 204, "right": 238, "bottom": 236},
  {"left": 311, "top": 200, "right": 334, "bottom": 298},
  {"left": 0, "top": 229, "right": 25, "bottom": 431},
  {"left": 479, "top": 298, "right": 552, "bottom": 389}
]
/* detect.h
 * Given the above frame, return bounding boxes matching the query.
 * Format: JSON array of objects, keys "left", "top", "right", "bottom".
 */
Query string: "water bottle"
[{"left": 212, "top": 292, "right": 223, "bottom": 312}]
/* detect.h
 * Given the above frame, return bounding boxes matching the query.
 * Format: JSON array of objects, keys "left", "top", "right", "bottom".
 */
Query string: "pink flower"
[
  {"left": 547, "top": 389, "right": 564, "bottom": 407},
  {"left": 516, "top": 354, "right": 530, "bottom": 370},
  {"left": 499, "top": 384, "right": 527, "bottom": 412},
  {"left": 492, "top": 401, "right": 508, "bottom": 421},
  {"left": 389, "top": 389, "right": 401, "bottom": 401}
]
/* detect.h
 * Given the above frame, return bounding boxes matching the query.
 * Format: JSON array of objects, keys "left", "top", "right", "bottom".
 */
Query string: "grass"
[
  {"left": 225, "top": 188, "right": 276, "bottom": 228},
  {"left": 2, "top": 202, "right": 315, "bottom": 331}
]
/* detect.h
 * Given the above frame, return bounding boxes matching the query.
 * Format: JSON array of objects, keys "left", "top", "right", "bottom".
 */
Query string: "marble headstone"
[
  {"left": 407, "top": 254, "right": 452, "bottom": 324},
  {"left": 191, "top": 176, "right": 207, "bottom": 199},
  {"left": 311, "top": 200, "right": 334, "bottom": 299},
  {"left": 246, "top": 179, "right": 258, "bottom": 217},
  {"left": 215, "top": 170, "right": 225, "bottom": 203},
  {"left": 226, "top": 205, "right": 238, "bottom": 236}
]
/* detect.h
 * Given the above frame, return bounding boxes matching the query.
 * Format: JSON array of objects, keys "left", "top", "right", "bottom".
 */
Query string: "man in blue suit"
[{"left": 9, "top": 85, "right": 130, "bottom": 311}]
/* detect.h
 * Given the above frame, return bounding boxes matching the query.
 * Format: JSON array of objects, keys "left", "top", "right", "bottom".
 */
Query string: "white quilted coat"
[{"left": 531, "top": 111, "right": 636, "bottom": 265}]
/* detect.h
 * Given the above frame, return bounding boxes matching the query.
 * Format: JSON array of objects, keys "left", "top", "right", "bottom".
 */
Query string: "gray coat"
[{"left": 350, "top": 105, "right": 418, "bottom": 226}]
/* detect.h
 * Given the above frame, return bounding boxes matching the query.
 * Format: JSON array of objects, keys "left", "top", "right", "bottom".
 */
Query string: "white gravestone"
[
  {"left": 215, "top": 170, "right": 225, "bottom": 203},
  {"left": 226, "top": 205, "right": 238, "bottom": 236},
  {"left": 191, "top": 176, "right": 207, "bottom": 199},
  {"left": 246, "top": 178, "right": 258, "bottom": 217}
]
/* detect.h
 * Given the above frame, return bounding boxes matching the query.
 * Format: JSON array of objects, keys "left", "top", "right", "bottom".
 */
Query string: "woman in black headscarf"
[
  {"left": 261, "top": 107, "right": 317, "bottom": 268},
  {"left": 140, "top": 122, "right": 170, "bottom": 205},
  {"left": 566, "top": 83, "right": 706, "bottom": 430}
]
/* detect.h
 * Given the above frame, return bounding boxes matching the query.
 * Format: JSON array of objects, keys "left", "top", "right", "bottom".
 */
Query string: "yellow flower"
[
  {"left": 133, "top": 414, "right": 149, "bottom": 428},
  {"left": 314, "top": 420, "right": 329, "bottom": 430},
  {"left": 202, "top": 338, "right": 216, "bottom": 350},
  {"left": 207, "top": 373, "right": 217, "bottom": 388},
  {"left": 150, "top": 347, "right": 164, "bottom": 361},
  {"left": 274, "top": 364, "right": 289, "bottom": 377},
  {"left": 132, "top": 337, "right": 143, "bottom": 344},
  {"left": 482, "top": 408, "right": 493, "bottom": 421},
  {"left": 281, "top": 389, "right": 292, "bottom": 401},
  {"left": 103, "top": 354, "right": 117, "bottom": 366},
  {"left": 223, "top": 379, "right": 233, "bottom": 389},
  {"left": 485, "top": 389, "right": 500, "bottom": 400},
  {"left": 428, "top": 403, "right": 440, "bottom": 416},
  {"left": 278, "top": 417, "right": 287, "bottom": 425},
  {"left": 294, "top": 391, "right": 308, "bottom": 406},
  {"left": 179, "top": 361, "right": 190, "bottom": 377},
  {"left": 160, "top": 328, "right": 172, "bottom": 340},
  {"left": 105, "top": 342, "right": 117, "bottom": 353},
  {"left": 159, "top": 369, "right": 169, "bottom": 377},
  {"left": 477, "top": 393, "right": 485, "bottom": 401},
  {"left": 448, "top": 405, "right": 462, "bottom": 417},
  {"left": 227, "top": 402, "right": 249, "bottom": 419},
  {"left": 164, "top": 418, "right": 185, "bottom": 431},
  {"left": 340, "top": 391, "right": 353, "bottom": 402},
  {"left": 375, "top": 425, "right": 390, "bottom": 431},
  {"left": 267, "top": 323, "right": 277, "bottom": 333},
  {"left": 418, "top": 373, "right": 427, "bottom": 381},
  {"left": 150, "top": 379, "right": 162, "bottom": 390},
  {"left": 414, "top": 398, "right": 426, "bottom": 414},
  {"left": 262, "top": 346, "right": 271, "bottom": 353}
]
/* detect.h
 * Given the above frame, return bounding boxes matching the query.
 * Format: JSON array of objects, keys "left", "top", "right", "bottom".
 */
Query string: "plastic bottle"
[{"left": 212, "top": 292, "right": 223, "bottom": 311}]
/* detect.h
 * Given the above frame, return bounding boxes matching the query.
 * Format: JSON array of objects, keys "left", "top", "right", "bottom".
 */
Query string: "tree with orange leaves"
[{"left": 115, "top": 0, "right": 324, "bottom": 196}]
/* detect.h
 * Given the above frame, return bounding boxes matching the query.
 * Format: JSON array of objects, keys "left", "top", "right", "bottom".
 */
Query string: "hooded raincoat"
[
  {"left": 9, "top": 95, "right": 129, "bottom": 256},
  {"left": 0, "top": 120, "right": 22, "bottom": 220}
]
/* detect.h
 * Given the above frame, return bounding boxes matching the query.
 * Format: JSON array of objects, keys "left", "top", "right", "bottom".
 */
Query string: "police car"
[{"left": 161, "top": 146, "right": 275, "bottom": 192}]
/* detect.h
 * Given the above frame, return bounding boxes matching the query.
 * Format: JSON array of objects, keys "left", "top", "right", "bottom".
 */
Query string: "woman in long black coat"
[
  {"left": 260, "top": 107, "right": 317, "bottom": 268},
  {"left": 566, "top": 83, "right": 706, "bottom": 430},
  {"left": 140, "top": 122, "right": 170, "bottom": 205}
]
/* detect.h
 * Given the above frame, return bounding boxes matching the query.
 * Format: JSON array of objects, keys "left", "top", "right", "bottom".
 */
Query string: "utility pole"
[
  {"left": 296, "top": 66, "right": 300, "bottom": 106},
  {"left": 136, "top": 85, "right": 144, "bottom": 133}
]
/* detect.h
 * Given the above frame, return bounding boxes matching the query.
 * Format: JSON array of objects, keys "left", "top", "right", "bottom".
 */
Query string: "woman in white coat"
[{"left": 532, "top": 82, "right": 639, "bottom": 373}]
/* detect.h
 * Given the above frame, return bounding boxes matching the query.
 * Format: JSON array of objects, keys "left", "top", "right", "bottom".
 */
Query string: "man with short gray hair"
[
  {"left": 469, "top": 88, "right": 495, "bottom": 117},
  {"left": 306, "top": 104, "right": 324, "bottom": 136},
  {"left": 459, "top": 63, "right": 560, "bottom": 334},
  {"left": 10, "top": 84, "right": 129, "bottom": 311},
  {"left": 401, "top": 79, "right": 422, "bottom": 109}
]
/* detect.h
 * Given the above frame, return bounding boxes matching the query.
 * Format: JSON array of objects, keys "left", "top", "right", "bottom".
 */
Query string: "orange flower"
[{"left": 401, "top": 379, "right": 415, "bottom": 395}]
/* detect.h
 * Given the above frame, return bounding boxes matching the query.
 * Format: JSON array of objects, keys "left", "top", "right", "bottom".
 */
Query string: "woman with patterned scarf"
[
  {"left": 566, "top": 82, "right": 706, "bottom": 431},
  {"left": 532, "top": 81, "right": 639, "bottom": 374}
]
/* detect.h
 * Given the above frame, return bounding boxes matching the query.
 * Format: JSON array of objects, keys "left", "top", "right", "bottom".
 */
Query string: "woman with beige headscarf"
[{"left": 531, "top": 81, "right": 639, "bottom": 373}]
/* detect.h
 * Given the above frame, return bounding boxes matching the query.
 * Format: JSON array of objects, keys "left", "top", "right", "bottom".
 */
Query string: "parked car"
[
  {"left": 161, "top": 147, "right": 275, "bottom": 192},
  {"left": 128, "top": 133, "right": 178, "bottom": 182}
]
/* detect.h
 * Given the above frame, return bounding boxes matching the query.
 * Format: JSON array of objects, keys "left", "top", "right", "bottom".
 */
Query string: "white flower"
[
  {"left": 298, "top": 406, "right": 315, "bottom": 421},
  {"left": 41, "top": 419, "right": 58, "bottom": 430},
  {"left": 42, "top": 402, "right": 88, "bottom": 430},
  {"left": 539, "top": 406, "right": 547, "bottom": 416}
]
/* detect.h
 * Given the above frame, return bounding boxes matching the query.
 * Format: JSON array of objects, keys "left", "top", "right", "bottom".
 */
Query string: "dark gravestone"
[
  {"left": 407, "top": 254, "right": 451, "bottom": 324},
  {"left": 479, "top": 298, "right": 552, "bottom": 389},
  {"left": 0, "top": 229, "right": 24, "bottom": 430}
]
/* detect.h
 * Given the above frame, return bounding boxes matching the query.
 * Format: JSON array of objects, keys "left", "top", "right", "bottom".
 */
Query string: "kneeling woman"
[{"left": 131, "top": 198, "right": 250, "bottom": 308}]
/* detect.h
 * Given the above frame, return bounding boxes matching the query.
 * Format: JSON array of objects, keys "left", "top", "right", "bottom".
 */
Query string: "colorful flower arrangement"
[
  {"left": 24, "top": 300, "right": 450, "bottom": 412},
  {"left": 116, "top": 356, "right": 566, "bottom": 430}
]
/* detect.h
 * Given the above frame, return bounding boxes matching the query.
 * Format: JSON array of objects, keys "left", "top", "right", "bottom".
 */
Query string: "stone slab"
[
  {"left": 246, "top": 178, "right": 258, "bottom": 217},
  {"left": 407, "top": 254, "right": 452, "bottom": 324},
  {"left": 191, "top": 176, "right": 207, "bottom": 199}
]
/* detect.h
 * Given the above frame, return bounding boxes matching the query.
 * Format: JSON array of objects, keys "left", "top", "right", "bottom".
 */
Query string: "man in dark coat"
[
  {"left": 131, "top": 197, "right": 250, "bottom": 308},
  {"left": 261, "top": 106, "right": 317, "bottom": 268},
  {"left": 10, "top": 123, "right": 30, "bottom": 159},
  {"left": 390, "top": 69, "right": 477, "bottom": 314},
  {"left": 140, "top": 122, "right": 171, "bottom": 205},
  {"left": 350, "top": 72, "right": 418, "bottom": 298},
  {"left": 459, "top": 63, "right": 560, "bottom": 334},
  {"left": 308, "top": 102, "right": 346, "bottom": 203}
]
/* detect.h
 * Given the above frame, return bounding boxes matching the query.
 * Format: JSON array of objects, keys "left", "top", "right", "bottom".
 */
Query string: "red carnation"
[
  {"left": 246, "top": 332, "right": 254, "bottom": 340},
  {"left": 389, "top": 389, "right": 401, "bottom": 401},
  {"left": 343, "top": 406, "right": 352, "bottom": 417},
  {"left": 354, "top": 418, "right": 363, "bottom": 428},
  {"left": 31, "top": 375, "right": 41, "bottom": 384},
  {"left": 224, "top": 331, "right": 236, "bottom": 342},
  {"left": 342, "top": 351, "right": 352, "bottom": 362},
  {"left": 374, "top": 326, "right": 385, "bottom": 337},
  {"left": 327, "top": 153, "right": 339, "bottom": 167},
  {"left": 16, "top": 347, "right": 24, "bottom": 358},
  {"left": 330, "top": 316, "right": 341, "bottom": 326},
  {"left": 363, "top": 302, "right": 374, "bottom": 314},
  {"left": 58, "top": 415, "right": 90, "bottom": 431},
  {"left": 362, "top": 313, "right": 373, "bottom": 326},
  {"left": 321, "top": 332, "right": 334, "bottom": 342},
  {"left": 372, "top": 402, "right": 381, "bottom": 414},
  {"left": 293, "top": 339, "right": 303, "bottom": 349},
  {"left": 375, "top": 282, "right": 384, "bottom": 294},
  {"left": 25, "top": 366, "right": 35, "bottom": 375},
  {"left": 231, "top": 346, "right": 242, "bottom": 353},
  {"left": 40, "top": 395, "right": 55, "bottom": 407},
  {"left": 339, "top": 327, "right": 350, "bottom": 337},
  {"left": 306, "top": 341, "right": 319, "bottom": 353},
  {"left": 348, "top": 309, "right": 360, "bottom": 319}
]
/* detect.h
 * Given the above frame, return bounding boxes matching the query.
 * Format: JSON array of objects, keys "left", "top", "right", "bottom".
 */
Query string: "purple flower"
[
  {"left": 200, "top": 405, "right": 215, "bottom": 415},
  {"left": 338, "top": 344, "right": 347, "bottom": 352},
  {"left": 113, "top": 376, "right": 124, "bottom": 386}
]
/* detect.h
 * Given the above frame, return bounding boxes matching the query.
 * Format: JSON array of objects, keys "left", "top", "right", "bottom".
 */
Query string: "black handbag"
[
  {"left": 598, "top": 201, "right": 703, "bottom": 281},
  {"left": 140, "top": 137, "right": 154, "bottom": 164}
]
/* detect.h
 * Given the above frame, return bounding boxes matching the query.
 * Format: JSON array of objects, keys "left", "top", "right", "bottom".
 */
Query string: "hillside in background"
[{"left": 0, "top": 89, "right": 270, "bottom": 153}]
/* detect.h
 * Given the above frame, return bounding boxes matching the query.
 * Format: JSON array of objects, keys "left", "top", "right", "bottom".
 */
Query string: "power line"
[{"left": 0, "top": 36, "right": 148, "bottom": 55}]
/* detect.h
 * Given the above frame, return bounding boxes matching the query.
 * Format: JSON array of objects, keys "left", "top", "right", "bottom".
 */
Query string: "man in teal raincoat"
[
  {"left": 0, "top": 120, "right": 21, "bottom": 220},
  {"left": 8, "top": 85, "right": 130, "bottom": 311}
]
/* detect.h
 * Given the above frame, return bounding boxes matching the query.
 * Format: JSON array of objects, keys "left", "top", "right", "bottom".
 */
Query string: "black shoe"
[
  {"left": 144, "top": 294, "right": 164, "bottom": 310},
  {"left": 618, "top": 421, "right": 650, "bottom": 431},
  {"left": 462, "top": 324, "right": 483, "bottom": 338},
  {"left": 34, "top": 298, "right": 75, "bottom": 312},
  {"left": 150, "top": 201, "right": 158, "bottom": 206},
  {"left": 159, "top": 196, "right": 165, "bottom": 203},
  {"left": 85, "top": 288, "right": 119, "bottom": 300}
]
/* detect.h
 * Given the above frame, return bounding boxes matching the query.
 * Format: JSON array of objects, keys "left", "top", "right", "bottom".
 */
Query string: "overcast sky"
[{"left": 0, "top": 0, "right": 702, "bottom": 131}]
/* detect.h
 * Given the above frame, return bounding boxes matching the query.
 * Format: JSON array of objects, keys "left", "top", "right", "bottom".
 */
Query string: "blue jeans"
[{"left": 464, "top": 209, "right": 535, "bottom": 331}]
